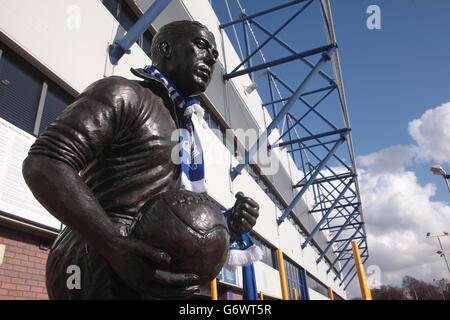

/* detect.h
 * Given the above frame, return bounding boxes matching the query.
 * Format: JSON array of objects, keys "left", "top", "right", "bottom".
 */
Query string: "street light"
[
  {"left": 426, "top": 232, "right": 450, "bottom": 276},
  {"left": 430, "top": 165, "right": 450, "bottom": 192}
]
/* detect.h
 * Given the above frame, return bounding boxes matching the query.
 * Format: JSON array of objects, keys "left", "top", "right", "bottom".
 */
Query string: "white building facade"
[{"left": 0, "top": 0, "right": 360, "bottom": 300}]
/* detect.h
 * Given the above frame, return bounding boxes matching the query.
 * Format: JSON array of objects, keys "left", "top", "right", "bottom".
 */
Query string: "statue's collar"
[{"left": 130, "top": 67, "right": 171, "bottom": 95}]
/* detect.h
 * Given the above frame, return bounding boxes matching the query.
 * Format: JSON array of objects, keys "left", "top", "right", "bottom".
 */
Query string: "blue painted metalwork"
[
  {"left": 220, "top": 0, "right": 310, "bottom": 28},
  {"left": 327, "top": 225, "right": 363, "bottom": 273},
  {"left": 317, "top": 210, "right": 359, "bottom": 263},
  {"left": 242, "top": 14, "right": 253, "bottom": 80},
  {"left": 271, "top": 128, "right": 350, "bottom": 149},
  {"left": 301, "top": 176, "right": 353, "bottom": 248},
  {"left": 230, "top": 45, "right": 336, "bottom": 179},
  {"left": 224, "top": 44, "right": 335, "bottom": 80},
  {"left": 342, "top": 255, "right": 368, "bottom": 290},
  {"left": 109, "top": 0, "right": 172, "bottom": 65},
  {"left": 278, "top": 135, "right": 347, "bottom": 225},
  {"left": 227, "top": 0, "right": 315, "bottom": 74},
  {"left": 216, "top": 0, "right": 368, "bottom": 293}
]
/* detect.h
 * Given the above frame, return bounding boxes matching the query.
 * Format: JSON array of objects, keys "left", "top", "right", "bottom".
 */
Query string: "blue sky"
[
  {"left": 332, "top": 0, "right": 450, "bottom": 201},
  {"left": 211, "top": 0, "right": 450, "bottom": 296}
]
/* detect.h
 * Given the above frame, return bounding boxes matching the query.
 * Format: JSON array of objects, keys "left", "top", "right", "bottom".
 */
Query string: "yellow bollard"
[
  {"left": 211, "top": 278, "right": 218, "bottom": 300},
  {"left": 293, "top": 288, "right": 298, "bottom": 300},
  {"left": 277, "top": 249, "right": 289, "bottom": 300},
  {"left": 259, "top": 291, "right": 264, "bottom": 300},
  {"left": 352, "top": 240, "right": 372, "bottom": 300},
  {"left": 328, "top": 287, "right": 334, "bottom": 300}
]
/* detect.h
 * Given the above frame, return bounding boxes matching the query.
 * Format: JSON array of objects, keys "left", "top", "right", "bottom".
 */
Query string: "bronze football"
[{"left": 131, "top": 190, "right": 230, "bottom": 283}]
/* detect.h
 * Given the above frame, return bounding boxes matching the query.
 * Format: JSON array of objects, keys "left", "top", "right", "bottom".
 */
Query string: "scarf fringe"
[{"left": 225, "top": 245, "right": 264, "bottom": 271}]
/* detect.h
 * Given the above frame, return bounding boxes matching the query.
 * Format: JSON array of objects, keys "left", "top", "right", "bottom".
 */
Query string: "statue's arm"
[
  {"left": 23, "top": 77, "right": 128, "bottom": 255},
  {"left": 23, "top": 154, "right": 118, "bottom": 256}
]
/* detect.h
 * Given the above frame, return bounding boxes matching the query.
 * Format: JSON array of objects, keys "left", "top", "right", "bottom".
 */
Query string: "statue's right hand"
[{"left": 104, "top": 235, "right": 200, "bottom": 297}]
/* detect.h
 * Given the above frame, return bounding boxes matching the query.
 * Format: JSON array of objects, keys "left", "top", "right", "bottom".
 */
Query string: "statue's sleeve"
[{"left": 28, "top": 76, "right": 144, "bottom": 172}]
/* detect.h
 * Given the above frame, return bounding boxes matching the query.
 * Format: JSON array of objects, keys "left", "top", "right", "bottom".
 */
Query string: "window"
[
  {"left": 307, "top": 272, "right": 329, "bottom": 297},
  {"left": 0, "top": 48, "right": 42, "bottom": 133},
  {"left": 0, "top": 43, "right": 75, "bottom": 136},
  {"left": 247, "top": 165, "right": 285, "bottom": 212},
  {"left": 252, "top": 235, "right": 277, "bottom": 269},
  {"left": 39, "top": 84, "right": 74, "bottom": 134},
  {"left": 283, "top": 257, "right": 307, "bottom": 300},
  {"left": 102, "top": 0, "right": 153, "bottom": 58}
]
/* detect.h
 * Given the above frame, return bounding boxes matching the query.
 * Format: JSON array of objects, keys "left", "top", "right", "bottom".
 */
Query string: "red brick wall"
[{"left": 0, "top": 225, "right": 53, "bottom": 300}]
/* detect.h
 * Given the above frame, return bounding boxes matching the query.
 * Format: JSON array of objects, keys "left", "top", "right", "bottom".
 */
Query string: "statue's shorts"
[{"left": 46, "top": 213, "right": 138, "bottom": 299}]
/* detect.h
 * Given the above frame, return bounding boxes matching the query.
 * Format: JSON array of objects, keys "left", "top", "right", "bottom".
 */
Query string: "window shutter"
[{"left": 0, "top": 52, "right": 41, "bottom": 134}]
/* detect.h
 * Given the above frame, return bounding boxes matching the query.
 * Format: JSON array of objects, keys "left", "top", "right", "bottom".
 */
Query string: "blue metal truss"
[{"left": 218, "top": 0, "right": 369, "bottom": 291}]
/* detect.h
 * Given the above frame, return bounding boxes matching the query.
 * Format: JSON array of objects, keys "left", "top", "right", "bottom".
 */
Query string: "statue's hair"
[{"left": 150, "top": 20, "right": 215, "bottom": 63}]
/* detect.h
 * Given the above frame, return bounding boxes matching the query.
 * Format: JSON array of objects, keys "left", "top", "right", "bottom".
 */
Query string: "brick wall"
[{"left": 0, "top": 225, "right": 53, "bottom": 300}]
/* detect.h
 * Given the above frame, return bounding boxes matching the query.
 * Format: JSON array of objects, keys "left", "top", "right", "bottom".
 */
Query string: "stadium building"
[{"left": 0, "top": 0, "right": 368, "bottom": 300}]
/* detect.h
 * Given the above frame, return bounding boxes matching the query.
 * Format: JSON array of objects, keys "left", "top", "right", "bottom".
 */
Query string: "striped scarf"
[{"left": 144, "top": 66, "right": 207, "bottom": 193}]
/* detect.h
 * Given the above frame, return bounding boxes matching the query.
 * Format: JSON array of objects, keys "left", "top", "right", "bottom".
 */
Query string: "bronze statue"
[{"left": 22, "top": 20, "right": 259, "bottom": 299}]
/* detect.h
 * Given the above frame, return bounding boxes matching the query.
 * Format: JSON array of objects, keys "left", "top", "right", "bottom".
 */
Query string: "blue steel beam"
[
  {"left": 242, "top": 17, "right": 253, "bottom": 80},
  {"left": 220, "top": 0, "right": 310, "bottom": 28},
  {"left": 224, "top": 44, "right": 335, "bottom": 80},
  {"left": 272, "top": 75, "right": 338, "bottom": 132},
  {"left": 230, "top": 45, "right": 337, "bottom": 180},
  {"left": 301, "top": 177, "right": 354, "bottom": 248},
  {"left": 328, "top": 206, "right": 361, "bottom": 220},
  {"left": 342, "top": 255, "right": 369, "bottom": 289},
  {"left": 109, "top": 0, "right": 171, "bottom": 65},
  {"left": 334, "top": 247, "right": 368, "bottom": 281},
  {"left": 302, "top": 169, "right": 357, "bottom": 211},
  {"left": 316, "top": 211, "right": 359, "bottom": 263},
  {"left": 271, "top": 128, "right": 350, "bottom": 149},
  {"left": 320, "top": 222, "right": 362, "bottom": 231},
  {"left": 296, "top": 172, "right": 355, "bottom": 188},
  {"left": 228, "top": 0, "right": 315, "bottom": 74},
  {"left": 249, "top": 19, "right": 335, "bottom": 85},
  {"left": 262, "top": 85, "right": 336, "bottom": 107},
  {"left": 315, "top": 175, "right": 358, "bottom": 205},
  {"left": 319, "top": 196, "right": 357, "bottom": 205},
  {"left": 327, "top": 225, "right": 363, "bottom": 273},
  {"left": 333, "top": 251, "right": 357, "bottom": 281},
  {"left": 337, "top": 247, "right": 367, "bottom": 255},
  {"left": 289, "top": 138, "right": 343, "bottom": 153},
  {"left": 322, "top": 218, "right": 361, "bottom": 232},
  {"left": 310, "top": 176, "right": 356, "bottom": 201},
  {"left": 333, "top": 236, "right": 365, "bottom": 243},
  {"left": 277, "top": 134, "right": 347, "bottom": 225},
  {"left": 309, "top": 202, "right": 359, "bottom": 213},
  {"left": 296, "top": 122, "right": 353, "bottom": 172},
  {"left": 325, "top": 215, "right": 361, "bottom": 229}
]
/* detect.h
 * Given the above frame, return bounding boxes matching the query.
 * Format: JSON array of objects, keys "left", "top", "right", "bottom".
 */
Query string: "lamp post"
[
  {"left": 430, "top": 165, "right": 450, "bottom": 193},
  {"left": 426, "top": 232, "right": 450, "bottom": 275}
]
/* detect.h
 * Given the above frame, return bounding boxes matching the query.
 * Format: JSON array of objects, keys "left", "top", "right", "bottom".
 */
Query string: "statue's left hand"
[{"left": 229, "top": 192, "right": 259, "bottom": 234}]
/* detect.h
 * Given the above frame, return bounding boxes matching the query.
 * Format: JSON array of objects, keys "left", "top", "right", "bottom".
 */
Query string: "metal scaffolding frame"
[
  {"left": 218, "top": 0, "right": 368, "bottom": 289},
  {"left": 108, "top": 0, "right": 369, "bottom": 293}
]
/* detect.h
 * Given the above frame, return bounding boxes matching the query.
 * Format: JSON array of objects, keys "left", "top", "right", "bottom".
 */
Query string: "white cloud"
[
  {"left": 346, "top": 102, "right": 450, "bottom": 298},
  {"left": 409, "top": 102, "right": 450, "bottom": 165}
]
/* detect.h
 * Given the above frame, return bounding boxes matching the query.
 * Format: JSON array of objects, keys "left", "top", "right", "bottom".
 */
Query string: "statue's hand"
[
  {"left": 229, "top": 192, "right": 260, "bottom": 235},
  {"left": 105, "top": 235, "right": 200, "bottom": 298}
]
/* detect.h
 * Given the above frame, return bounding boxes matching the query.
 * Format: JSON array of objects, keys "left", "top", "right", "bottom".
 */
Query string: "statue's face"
[{"left": 168, "top": 26, "right": 218, "bottom": 97}]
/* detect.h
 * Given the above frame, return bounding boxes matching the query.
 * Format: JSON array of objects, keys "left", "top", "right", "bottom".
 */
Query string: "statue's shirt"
[{"left": 29, "top": 75, "right": 181, "bottom": 216}]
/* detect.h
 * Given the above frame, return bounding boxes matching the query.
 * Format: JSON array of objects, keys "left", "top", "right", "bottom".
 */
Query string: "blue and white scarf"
[
  {"left": 144, "top": 66, "right": 262, "bottom": 269},
  {"left": 144, "top": 65, "right": 207, "bottom": 193}
]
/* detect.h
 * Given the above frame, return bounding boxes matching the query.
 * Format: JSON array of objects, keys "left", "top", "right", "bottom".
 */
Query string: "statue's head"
[{"left": 151, "top": 20, "right": 218, "bottom": 97}]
